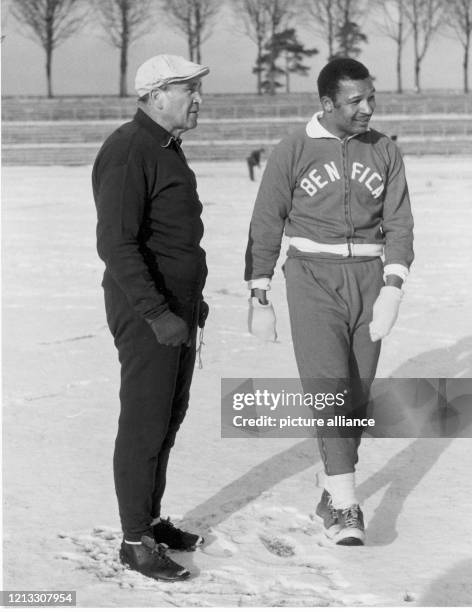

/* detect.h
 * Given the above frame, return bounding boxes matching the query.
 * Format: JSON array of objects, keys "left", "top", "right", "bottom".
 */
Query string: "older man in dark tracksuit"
[{"left": 92, "top": 54, "right": 210, "bottom": 582}]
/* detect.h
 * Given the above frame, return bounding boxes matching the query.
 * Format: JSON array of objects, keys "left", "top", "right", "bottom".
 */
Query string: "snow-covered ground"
[{"left": 2, "top": 157, "right": 472, "bottom": 608}]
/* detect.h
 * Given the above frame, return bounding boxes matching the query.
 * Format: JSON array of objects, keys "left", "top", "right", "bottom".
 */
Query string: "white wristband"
[
  {"left": 248, "top": 277, "right": 271, "bottom": 291},
  {"left": 383, "top": 264, "right": 409, "bottom": 283}
]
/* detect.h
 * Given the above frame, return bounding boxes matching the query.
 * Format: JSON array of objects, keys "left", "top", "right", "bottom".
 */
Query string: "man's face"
[
  {"left": 159, "top": 78, "right": 202, "bottom": 136},
  {"left": 324, "top": 78, "right": 376, "bottom": 138}
]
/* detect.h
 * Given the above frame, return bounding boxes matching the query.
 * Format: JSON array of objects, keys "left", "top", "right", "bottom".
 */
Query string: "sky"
[{"left": 1, "top": 2, "right": 467, "bottom": 97}]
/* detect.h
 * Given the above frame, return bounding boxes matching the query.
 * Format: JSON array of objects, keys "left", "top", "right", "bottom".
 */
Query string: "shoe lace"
[
  {"left": 146, "top": 540, "right": 175, "bottom": 566},
  {"left": 326, "top": 492, "right": 338, "bottom": 519},
  {"left": 341, "top": 505, "right": 360, "bottom": 527},
  {"left": 160, "top": 516, "right": 181, "bottom": 534}
]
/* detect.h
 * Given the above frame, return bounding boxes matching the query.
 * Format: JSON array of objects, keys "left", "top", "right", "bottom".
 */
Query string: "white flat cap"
[{"left": 135, "top": 54, "right": 210, "bottom": 96}]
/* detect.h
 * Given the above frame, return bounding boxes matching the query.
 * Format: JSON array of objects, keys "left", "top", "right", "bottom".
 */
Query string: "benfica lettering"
[{"left": 300, "top": 161, "right": 384, "bottom": 199}]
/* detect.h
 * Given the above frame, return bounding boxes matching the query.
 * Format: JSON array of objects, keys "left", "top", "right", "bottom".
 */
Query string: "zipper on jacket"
[{"left": 341, "top": 137, "right": 356, "bottom": 256}]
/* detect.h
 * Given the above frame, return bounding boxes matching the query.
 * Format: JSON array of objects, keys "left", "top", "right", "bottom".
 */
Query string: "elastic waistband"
[
  {"left": 289, "top": 237, "right": 384, "bottom": 257},
  {"left": 286, "top": 246, "right": 381, "bottom": 265}
]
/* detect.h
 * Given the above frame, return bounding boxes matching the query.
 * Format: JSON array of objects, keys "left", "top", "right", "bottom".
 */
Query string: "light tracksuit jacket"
[{"left": 245, "top": 113, "right": 414, "bottom": 283}]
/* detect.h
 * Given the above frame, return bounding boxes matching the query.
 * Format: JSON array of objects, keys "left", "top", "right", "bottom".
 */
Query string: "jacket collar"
[
  {"left": 306, "top": 112, "right": 338, "bottom": 139},
  {"left": 134, "top": 108, "right": 182, "bottom": 148},
  {"left": 305, "top": 111, "right": 369, "bottom": 141}
]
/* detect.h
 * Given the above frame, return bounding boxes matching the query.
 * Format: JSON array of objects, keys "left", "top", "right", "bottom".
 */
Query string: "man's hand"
[
  {"left": 248, "top": 296, "right": 277, "bottom": 342},
  {"left": 147, "top": 311, "right": 189, "bottom": 347},
  {"left": 198, "top": 300, "right": 209, "bottom": 328},
  {"left": 369, "top": 286, "right": 403, "bottom": 342}
]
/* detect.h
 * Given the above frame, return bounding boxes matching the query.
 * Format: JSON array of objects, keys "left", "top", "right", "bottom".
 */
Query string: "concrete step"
[
  {"left": 3, "top": 92, "right": 472, "bottom": 121},
  {"left": 3, "top": 137, "right": 472, "bottom": 165},
  {"left": 3, "top": 115, "right": 472, "bottom": 146}
]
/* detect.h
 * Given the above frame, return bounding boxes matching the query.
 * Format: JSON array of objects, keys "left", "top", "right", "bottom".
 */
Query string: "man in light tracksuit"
[{"left": 245, "top": 58, "right": 414, "bottom": 545}]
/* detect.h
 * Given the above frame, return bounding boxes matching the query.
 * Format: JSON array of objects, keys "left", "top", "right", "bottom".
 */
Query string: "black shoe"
[
  {"left": 120, "top": 535, "right": 190, "bottom": 581},
  {"left": 152, "top": 517, "right": 204, "bottom": 551}
]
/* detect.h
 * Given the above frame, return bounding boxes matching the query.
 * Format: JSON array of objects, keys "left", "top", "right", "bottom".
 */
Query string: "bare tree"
[
  {"left": 332, "top": 0, "right": 367, "bottom": 58},
  {"left": 232, "top": 0, "right": 295, "bottom": 94},
  {"left": 443, "top": 0, "right": 472, "bottom": 93},
  {"left": 163, "top": 0, "right": 220, "bottom": 64},
  {"left": 94, "top": 0, "right": 155, "bottom": 97},
  {"left": 281, "top": 28, "right": 318, "bottom": 92},
  {"left": 232, "top": 0, "right": 270, "bottom": 94},
  {"left": 373, "top": 0, "right": 409, "bottom": 93},
  {"left": 263, "top": 0, "right": 297, "bottom": 94},
  {"left": 256, "top": 26, "right": 317, "bottom": 93},
  {"left": 302, "top": 0, "right": 367, "bottom": 60},
  {"left": 2, "top": 0, "right": 11, "bottom": 41},
  {"left": 301, "top": 0, "right": 339, "bottom": 60},
  {"left": 404, "top": 0, "right": 444, "bottom": 93},
  {"left": 9, "top": 0, "right": 88, "bottom": 97}
]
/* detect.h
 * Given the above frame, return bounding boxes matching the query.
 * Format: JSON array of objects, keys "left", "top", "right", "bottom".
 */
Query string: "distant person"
[
  {"left": 390, "top": 134, "right": 402, "bottom": 153},
  {"left": 245, "top": 58, "right": 414, "bottom": 546},
  {"left": 247, "top": 148, "right": 265, "bottom": 181},
  {"left": 92, "top": 54, "right": 210, "bottom": 582}
]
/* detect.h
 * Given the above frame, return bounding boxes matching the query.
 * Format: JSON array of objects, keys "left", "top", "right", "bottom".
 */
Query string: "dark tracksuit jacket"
[
  {"left": 92, "top": 108, "right": 207, "bottom": 540},
  {"left": 244, "top": 113, "right": 415, "bottom": 475},
  {"left": 93, "top": 108, "right": 207, "bottom": 328}
]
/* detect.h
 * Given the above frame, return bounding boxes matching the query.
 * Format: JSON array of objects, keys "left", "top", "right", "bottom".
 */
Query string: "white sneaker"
[
  {"left": 315, "top": 489, "right": 341, "bottom": 539},
  {"left": 333, "top": 504, "right": 365, "bottom": 546}
]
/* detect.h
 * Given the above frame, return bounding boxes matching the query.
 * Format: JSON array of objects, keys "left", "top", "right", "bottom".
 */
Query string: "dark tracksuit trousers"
[
  {"left": 104, "top": 277, "right": 198, "bottom": 542},
  {"left": 284, "top": 248, "right": 384, "bottom": 475}
]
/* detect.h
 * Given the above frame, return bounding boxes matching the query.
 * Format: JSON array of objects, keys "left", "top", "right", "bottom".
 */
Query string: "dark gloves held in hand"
[
  {"left": 198, "top": 300, "right": 209, "bottom": 328},
  {"left": 147, "top": 310, "right": 189, "bottom": 347},
  {"left": 147, "top": 300, "right": 208, "bottom": 346}
]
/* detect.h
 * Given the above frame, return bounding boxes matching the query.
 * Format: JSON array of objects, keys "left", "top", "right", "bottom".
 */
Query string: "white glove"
[
  {"left": 248, "top": 297, "right": 277, "bottom": 342},
  {"left": 369, "top": 286, "right": 403, "bottom": 342}
]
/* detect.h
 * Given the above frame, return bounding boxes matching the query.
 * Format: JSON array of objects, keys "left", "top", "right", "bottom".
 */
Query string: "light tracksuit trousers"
[{"left": 284, "top": 248, "right": 384, "bottom": 475}]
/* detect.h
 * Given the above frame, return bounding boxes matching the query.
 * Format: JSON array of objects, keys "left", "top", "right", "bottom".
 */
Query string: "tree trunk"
[
  {"left": 327, "top": 2, "right": 334, "bottom": 60},
  {"left": 464, "top": 45, "right": 469, "bottom": 94},
  {"left": 413, "top": 24, "right": 421, "bottom": 93},
  {"left": 285, "top": 53, "right": 290, "bottom": 93},
  {"left": 269, "top": 57, "right": 276, "bottom": 94},
  {"left": 45, "top": 12, "right": 54, "bottom": 98},
  {"left": 396, "top": 5, "right": 403, "bottom": 94},
  {"left": 256, "top": 38, "right": 263, "bottom": 95},
  {"left": 341, "top": 4, "right": 349, "bottom": 56},
  {"left": 120, "top": 38, "right": 128, "bottom": 97},
  {"left": 46, "top": 44, "right": 53, "bottom": 98},
  {"left": 396, "top": 38, "right": 403, "bottom": 93},
  {"left": 328, "top": 36, "right": 333, "bottom": 61},
  {"left": 266, "top": 14, "right": 276, "bottom": 96},
  {"left": 195, "top": 26, "right": 201, "bottom": 63},
  {"left": 188, "top": 36, "right": 194, "bottom": 61},
  {"left": 187, "top": 3, "right": 194, "bottom": 61},
  {"left": 119, "top": 6, "right": 129, "bottom": 98},
  {"left": 195, "top": 2, "right": 201, "bottom": 64},
  {"left": 269, "top": 23, "right": 277, "bottom": 95},
  {"left": 414, "top": 57, "right": 421, "bottom": 93},
  {"left": 464, "top": 32, "right": 470, "bottom": 93}
]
